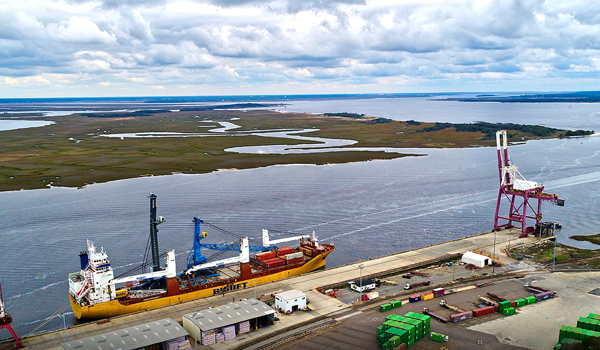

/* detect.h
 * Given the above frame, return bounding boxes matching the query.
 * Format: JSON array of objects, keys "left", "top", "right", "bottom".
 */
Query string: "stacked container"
[
  {"left": 256, "top": 251, "right": 276, "bottom": 260},
  {"left": 404, "top": 312, "right": 431, "bottom": 338},
  {"left": 261, "top": 257, "right": 285, "bottom": 268},
  {"left": 514, "top": 299, "right": 527, "bottom": 308},
  {"left": 276, "top": 246, "right": 294, "bottom": 256},
  {"left": 378, "top": 313, "right": 434, "bottom": 349},
  {"left": 577, "top": 317, "right": 600, "bottom": 331}
]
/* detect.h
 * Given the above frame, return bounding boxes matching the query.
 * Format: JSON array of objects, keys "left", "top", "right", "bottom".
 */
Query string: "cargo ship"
[{"left": 68, "top": 194, "right": 335, "bottom": 320}]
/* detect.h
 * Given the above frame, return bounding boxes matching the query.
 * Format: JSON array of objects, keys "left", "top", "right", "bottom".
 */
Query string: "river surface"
[{"left": 1, "top": 96, "right": 600, "bottom": 336}]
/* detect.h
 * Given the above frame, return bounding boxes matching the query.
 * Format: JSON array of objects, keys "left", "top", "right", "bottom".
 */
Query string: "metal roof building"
[
  {"left": 61, "top": 318, "right": 188, "bottom": 350},
  {"left": 182, "top": 298, "right": 275, "bottom": 333}
]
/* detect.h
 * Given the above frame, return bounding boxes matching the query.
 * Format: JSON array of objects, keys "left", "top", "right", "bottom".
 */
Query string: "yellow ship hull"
[{"left": 71, "top": 249, "right": 332, "bottom": 320}]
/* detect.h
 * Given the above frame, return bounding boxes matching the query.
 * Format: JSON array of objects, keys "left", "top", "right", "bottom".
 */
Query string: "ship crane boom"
[
  {"left": 186, "top": 237, "right": 249, "bottom": 275},
  {"left": 109, "top": 250, "right": 176, "bottom": 286},
  {"left": 262, "top": 229, "right": 309, "bottom": 246}
]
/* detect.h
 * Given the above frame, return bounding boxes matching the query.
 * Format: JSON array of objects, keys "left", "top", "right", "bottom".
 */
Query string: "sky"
[{"left": 1, "top": 0, "right": 600, "bottom": 98}]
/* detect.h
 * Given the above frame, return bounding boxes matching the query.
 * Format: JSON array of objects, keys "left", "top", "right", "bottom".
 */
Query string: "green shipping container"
[
  {"left": 590, "top": 319, "right": 599, "bottom": 331},
  {"left": 385, "top": 314, "right": 398, "bottom": 321},
  {"left": 391, "top": 300, "right": 402, "bottom": 309},
  {"left": 588, "top": 313, "right": 600, "bottom": 320},
  {"left": 379, "top": 304, "right": 392, "bottom": 312},
  {"left": 502, "top": 307, "right": 515, "bottom": 316},
  {"left": 559, "top": 325, "right": 569, "bottom": 342},
  {"left": 430, "top": 332, "right": 445, "bottom": 343},
  {"left": 498, "top": 300, "right": 511, "bottom": 309},
  {"left": 525, "top": 296, "right": 537, "bottom": 304},
  {"left": 514, "top": 299, "right": 527, "bottom": 308}
]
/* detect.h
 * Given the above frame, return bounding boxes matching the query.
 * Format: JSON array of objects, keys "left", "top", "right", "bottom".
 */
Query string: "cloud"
[{"left": 2, "top": 0, "right": 600, "bottom": 96}]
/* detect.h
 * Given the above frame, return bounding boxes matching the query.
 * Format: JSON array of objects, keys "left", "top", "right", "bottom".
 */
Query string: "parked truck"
[{"left": 403, "top": 281, "right": 431, "bottom": 290}]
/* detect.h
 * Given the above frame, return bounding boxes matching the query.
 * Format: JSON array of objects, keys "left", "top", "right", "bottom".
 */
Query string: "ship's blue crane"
[{"left": 186, "top": 217, "right": 277, "bottom": 269}]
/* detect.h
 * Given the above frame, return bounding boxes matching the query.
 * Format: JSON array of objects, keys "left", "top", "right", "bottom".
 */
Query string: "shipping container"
[
  {"left": 380, "top": 304, "right": 392, "bottom": 312},
  {"left": 514, "top": 299, "right": 527, "bottom": 308},
  {"left": 421, "top": 292, "right": 433, "bottom": 300},
  {"left": 525, "top": 296, "right": 537, "bottom": 304},
  {"left": 256, "top": 251, "right": 276, "bottom": 260},
  {"left": 262, "top": 257, "right": 285, "bottom": 268},
  {"left": 535, "top": 291, "right": 554, "bottom": 301},
  {"left": 473, "top": 306, "right": 495, "bottom": 317},
  {"left": 432, "top": 288, "right": 445, "bottom": 297},
  {"left": 391, "top": 300, "right": 402, "bottom": 309},
  {"left": 276, "top": 246, "right": 295, "bottom": 256},
  {"left": 589, "top": 313, "right": 600, "bottom": 320},
  {"left": 450, "top": 311, "right": 473, "bottom": 323},
  {"left": 409, "top": 295, "right": 421, "bottom": 303},
  {"left": 430, "top": 332, "right": 446, "bottom": 343},
  {"left": 498, "top": 300, "right": 512, "bottom": 311},
  {"left": 502, "top": 307, "right": 515, "bottom": 316},
  {"left": 282, "top": 252, "right": 303, "bottom": 260},
  {"left": 368, "top": 291, "right": 380, "bottom": 300},
  {"left": 284, "top": 257, "right": 304, "bottom": 265}
]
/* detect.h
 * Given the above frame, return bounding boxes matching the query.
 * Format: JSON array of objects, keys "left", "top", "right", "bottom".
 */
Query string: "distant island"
[{"left": 443, "top": 91, "right": 600, "bottom": 103}]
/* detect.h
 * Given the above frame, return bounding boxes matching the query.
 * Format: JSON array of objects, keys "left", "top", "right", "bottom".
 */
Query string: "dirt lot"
[{"left": 274, "top": 279, "right": 532, "bottom": 350}]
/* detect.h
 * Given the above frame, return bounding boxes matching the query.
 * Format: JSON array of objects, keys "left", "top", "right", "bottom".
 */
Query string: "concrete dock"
[{"left": 21, "top": 228, "right": 537, "bottom": 349}]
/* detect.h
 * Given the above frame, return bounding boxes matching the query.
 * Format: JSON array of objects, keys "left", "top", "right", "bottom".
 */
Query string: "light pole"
[
  {"left": 552, "top": 230, "right": 558, "bottom": 270},
  {"left": 358, "top": 263, "right": 364, "bottom": 302},
  {"left": 59, "top": 313, "right": 68, "bottom": 342},
  {"left": 193, "top": 312, "right": 199, "bottom": 350}
]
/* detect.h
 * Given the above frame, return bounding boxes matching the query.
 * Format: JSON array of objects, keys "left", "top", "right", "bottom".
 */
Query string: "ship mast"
[{"left": 148, "top": 193, "right": 165, "bottom": 272}]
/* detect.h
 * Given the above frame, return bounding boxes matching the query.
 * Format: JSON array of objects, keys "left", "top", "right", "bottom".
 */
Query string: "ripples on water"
[{"left": 1, "top": 98, "right": 600, "bottom": 335}]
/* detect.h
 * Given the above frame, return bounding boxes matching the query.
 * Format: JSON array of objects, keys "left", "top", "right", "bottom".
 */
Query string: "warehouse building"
[
  {"left": 462, "top": 251, "right": 491, "bottom": 268},
  {"left": 182, "top": 298, "right": 277, "bottom": 346},
  {"left": 274, "top": 290, "right": 307, "bottom": 313},
  {"left": 61, "top": 318, "right": 189, "bottom": 350}
]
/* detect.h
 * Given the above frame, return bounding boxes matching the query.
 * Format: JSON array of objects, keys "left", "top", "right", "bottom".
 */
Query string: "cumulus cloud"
[{"left": 1, "top": 0, "right": 600, "bottom": 96}]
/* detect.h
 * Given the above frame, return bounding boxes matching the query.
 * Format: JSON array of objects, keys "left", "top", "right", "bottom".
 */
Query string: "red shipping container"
[
  {"left": 511, "top": 301, "right": 516, "bottom": 308},
  {"left": 473, "top": 306, "right": 495, "bottom": 317},
  {"left": 262, "top": 257, "right": 285, "bottom": 268},
  {"left": 277, "top": 246, "right": 294, "bottom": 256},
  {"left": 432, "top": 288, "right": 445, "bottom": 297},
  {"left": 285, "top": 257, "right": 304, "bottom": 265},
  {"left": 361, "top": 294, "right": 369, "bottom": 301},
  {"left": 256, "top": 252, "right": 276, "bottom": 260}
]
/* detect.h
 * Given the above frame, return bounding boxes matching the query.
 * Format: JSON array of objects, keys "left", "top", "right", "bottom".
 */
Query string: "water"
[
  {"left": 1, "top": 96, "right": 600, "bottom": 337},
  {"left": 0, "top": 120, "right": 54, "bottom": 131}
]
